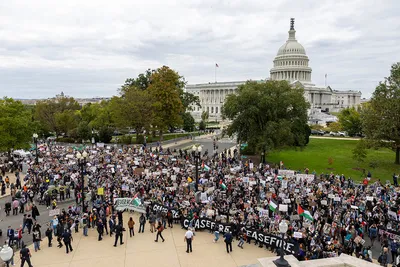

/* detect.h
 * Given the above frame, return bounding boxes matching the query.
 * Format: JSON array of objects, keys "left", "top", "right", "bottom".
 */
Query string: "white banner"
[
  {"left": 296, "top": 174, "right": 314, "bottom": 183},
  {"left": 278, "top": 170, "right": 295, "bottom": 177}
]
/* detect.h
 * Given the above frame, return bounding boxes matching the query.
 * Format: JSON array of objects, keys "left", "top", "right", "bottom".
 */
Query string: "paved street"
[{"left": 0, "top": 191, "right": 76, "bottom": 247}]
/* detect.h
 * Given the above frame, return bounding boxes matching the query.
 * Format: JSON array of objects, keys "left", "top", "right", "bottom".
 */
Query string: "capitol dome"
[
  {"left": 270, "top": 18, "right": 312, "bottom": 83},
  {"left": 277, "top": 41, "right": 306, "bottom": 56}
]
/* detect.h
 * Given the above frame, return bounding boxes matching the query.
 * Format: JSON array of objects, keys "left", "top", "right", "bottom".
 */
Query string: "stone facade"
[{"left": 186, "top": 18, "right": 362, "bottom": 122}]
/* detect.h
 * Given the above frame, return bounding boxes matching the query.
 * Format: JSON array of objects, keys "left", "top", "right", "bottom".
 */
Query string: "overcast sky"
[{"left": 0, "top": 0, "right": 399, "bottom": 99}]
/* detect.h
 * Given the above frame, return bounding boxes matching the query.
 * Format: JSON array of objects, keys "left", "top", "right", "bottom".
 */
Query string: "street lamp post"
[
  {"left": 192, "top": 145, "right": 202, "bottom": 192},
  {"left": 273, "top": 220, "right": 291, "bottom": 267},
  {"left": 0, "top": 244, "right": 14, "bottom": 267},
  {"left": 76, "top": 151, "right": 88, "bottom": 213},
  {"left": 33, "top": 133, "right": 39, "bottom": 165}
]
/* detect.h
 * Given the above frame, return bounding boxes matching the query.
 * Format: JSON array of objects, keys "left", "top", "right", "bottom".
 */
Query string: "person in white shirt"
[{"left": 184, "top": 228, "right": 194, "bottom": 253}]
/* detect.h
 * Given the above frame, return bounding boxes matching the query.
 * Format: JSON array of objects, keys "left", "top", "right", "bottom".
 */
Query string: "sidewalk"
[
  {"left": 0, "top": 172, "right": 17, "bottom": 200},
  {"left": 8, "top": 212, "right": 271, "bottom": 267}
]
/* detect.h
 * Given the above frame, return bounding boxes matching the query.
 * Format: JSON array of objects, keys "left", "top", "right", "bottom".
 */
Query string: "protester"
[
  {"left": 128, "top": 217, "right": 135, "bottom": 237},
  {"left": 184, "top": 228, "right": 194, "bottom": 253}
]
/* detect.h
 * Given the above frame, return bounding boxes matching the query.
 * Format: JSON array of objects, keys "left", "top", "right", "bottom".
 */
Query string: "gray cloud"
[{"left": 0, "top": 0, "right": 399, "bottom": 99}]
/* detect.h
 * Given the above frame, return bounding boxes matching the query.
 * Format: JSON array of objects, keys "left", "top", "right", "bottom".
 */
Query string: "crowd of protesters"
[{"left": 0, "top": 140, "right": 399, "bottom": 267}]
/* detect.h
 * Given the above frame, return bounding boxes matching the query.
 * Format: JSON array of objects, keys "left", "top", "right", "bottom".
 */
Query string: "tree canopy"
[
  {"left": 0, "top": 98, "right": 34, "bottom": 152},
  {"left": 338, "top": 107, "right": 362, "bottom": 137},
  {"left": 222, "top": 80, "right": 310, "bottom": 154},
  {"left": 361, "top": 62, "right": 400, "bottom": 164}
]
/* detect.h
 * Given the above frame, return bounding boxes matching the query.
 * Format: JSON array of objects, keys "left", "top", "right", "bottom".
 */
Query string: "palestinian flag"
[
  {"left": 269, "top": 199, "right": 278, "bottom": 212},
  {"left": 204, "top": 165, "right": 210, "bottom": 171},
  {"left": 298, "top": 205, "right": 313, "bottom": 221},
  {"left": 219, "top": 181, "right": 227, "bottom": 190},
  {"left": 132, "top": 193, "right": 141, "bottom": 206}
]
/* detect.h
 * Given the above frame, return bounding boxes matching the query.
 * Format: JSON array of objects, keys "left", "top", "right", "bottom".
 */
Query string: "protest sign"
[
  {"left": 334, "top": 197, "right": 341, "bottom": 202},
  {"left": 49, "top": 208, "right": 60, "bottom": 217},
  {"left": 279, "top": 204, "right": 288, "bottom": 212},
  {"left": 134, "top": 168, "right": 144, "bottom": 175},
  {"left": 290, "top": 215, "right": 300, "bottom": 221},
  {"left": 97, "top": 187, "right": 104, "bottom": 195},
  {"left": 296, "top": 174, "right": 314, "bottom": 183},
  {"left": 321, "top": 200, "right": 328, "bottom": 206},
  {"left": 121, "top": 185, "right": 129, "bottom": 191},
  {"left": 278, "top": 170, "right": 295, "bottom": 177},
  {"left": 293, "top": 232, "right": 303, "bottom": 238}
]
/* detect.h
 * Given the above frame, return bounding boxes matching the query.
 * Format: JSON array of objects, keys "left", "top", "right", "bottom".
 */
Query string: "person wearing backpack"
[
  {"left": 369, "top": 224, "right": 378, "bottom": 247},
  {"left": 154, "top": 221, "right": 165, "bottom": 242},
  {"left": 139, "top": 213, "right": 146, "bottom": 233}
]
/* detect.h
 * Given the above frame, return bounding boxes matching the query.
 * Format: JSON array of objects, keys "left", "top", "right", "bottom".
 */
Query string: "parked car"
[
  {"left": 174, "top": 129, "right": 186, "bottom": 133},
  {"left": 311, "top": 130, "right": 324, "bottom": 136},
  {"left": 329, "top": 131, "right": 346, "bottom": 137}
]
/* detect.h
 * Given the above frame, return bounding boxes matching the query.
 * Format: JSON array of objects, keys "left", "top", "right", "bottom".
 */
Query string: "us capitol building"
[{"left": 186, "top": 18, "right": 362, "bottom": 124}]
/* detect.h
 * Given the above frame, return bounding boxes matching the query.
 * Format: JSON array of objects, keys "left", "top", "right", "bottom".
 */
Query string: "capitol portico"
[{"left": 186, "top": 18, "right": 362, "bottom": 123}]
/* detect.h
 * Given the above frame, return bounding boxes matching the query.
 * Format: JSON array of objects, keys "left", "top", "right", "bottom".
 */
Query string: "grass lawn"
[{"left": 267, "top": 138, "right": 399, "bottom": 182}]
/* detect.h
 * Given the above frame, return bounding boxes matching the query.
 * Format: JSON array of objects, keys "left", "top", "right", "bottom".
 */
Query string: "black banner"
[
  {"left": 149, "top": 203, "right": 298, "bottom": 255},
  {"left": 182, "top": 217, "right": 298, "bottom": 255},
  {"left": 151, "top": 203, "right": 180, "bottom": 219}
]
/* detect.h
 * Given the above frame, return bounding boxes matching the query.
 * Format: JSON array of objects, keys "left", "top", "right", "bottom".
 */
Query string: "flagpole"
[{"left": 215, "top": 64, "right": 217, "bottom": 83}]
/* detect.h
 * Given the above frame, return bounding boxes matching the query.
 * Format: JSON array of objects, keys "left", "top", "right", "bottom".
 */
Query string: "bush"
[
  {"left": 136, "top": 135, "right": 145, "bottom": 144},
  {"left": 98, "top": 127, "right": 113, "bottom": 143},
  {"left": 119, "top": 135, "right": 133, "bottom": 144}
]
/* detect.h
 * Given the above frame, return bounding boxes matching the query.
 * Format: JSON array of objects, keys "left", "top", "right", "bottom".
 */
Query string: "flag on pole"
[
  {"left": 204, "top": 165, "right": 210, "bottom": 171},
  {"left": 269, "top": 199, "right": 278, "bottom": 212},
  {"left": 215, "top": 63, "right": 219, "bottom": 67},
  {"left": 298, "top": 205, "right": 313, "bottom": 221},
  {"left": 219, "top": 180, "right": 227, "bottom": 190},
  {"left": 132, "top": 193, "right": 141, "bottom": 206}
]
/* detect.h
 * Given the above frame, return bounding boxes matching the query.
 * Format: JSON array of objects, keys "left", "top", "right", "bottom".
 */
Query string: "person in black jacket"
[
  {"left": 62, "top": 229, "right": 73, "bottom": 254},
  {"left": 224, "top": 231, "right": 233, "bottom": 253},
  {"left": 31, "top": 204, "right": 40, "bottom": 221},
  {"left": 97, "top": 219, "right": 104, "bottom": 241},
  {"left": 56, "top": 223, "right": 64, "bottom": 248},
  {"left": 45, "top": 227, "right": 53, "bottom": 247},
  {"left": 113, "top": 223, "right": 125, "bottom": 247}
]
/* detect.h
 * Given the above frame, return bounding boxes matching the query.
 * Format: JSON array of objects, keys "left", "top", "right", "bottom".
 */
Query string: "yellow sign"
[{"left": 97, "top": 187, "right": 104, "bottom": 195}]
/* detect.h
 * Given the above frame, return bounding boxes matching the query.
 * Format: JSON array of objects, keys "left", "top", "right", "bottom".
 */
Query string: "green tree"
[
  {"left": 222, "top": 80, "right": 310, "bottom": 157},
  {"left": 120, "top": 69, "right": 153, "bottom": 92},
  {"left": 181, "top": 92, "right": 201, "bottom": 112},
  {"left": 98, "top": 126, "right": 113, "bottom": 143},
  {"left": 327, "top": 121, "right": 343, "bottom": 132},
  {"left": 111, "top": 87, "right": 154, "bottom": 137},
  {"left": 361, "top": 62, "right": 400, "bottom": 164},
  {"left": 338, "top": 107, "right": 362, "bottom": 136},
  {"left": 0, "top": 98, "right": 34, "bottom": 152},
  {"left": 352, "top": 140, "right": 368, "bottom": 163},
  {"left": 77, "top": 121, "right": 92, "bottom": 141},
  {"left": 34, "top": 95, "right": 80, "bottom": 135},
  {"left": 55, "top": 110, "right": 79, "bottom": 136},
  {"left": 182, "top": 112, "right": 195, "bottom": 132},
  {"left": 148, "top": 66, "right": 185, "bottom": 138},
  {"left": 199, "top": 120, "right": 206, "bottom": 131}
]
